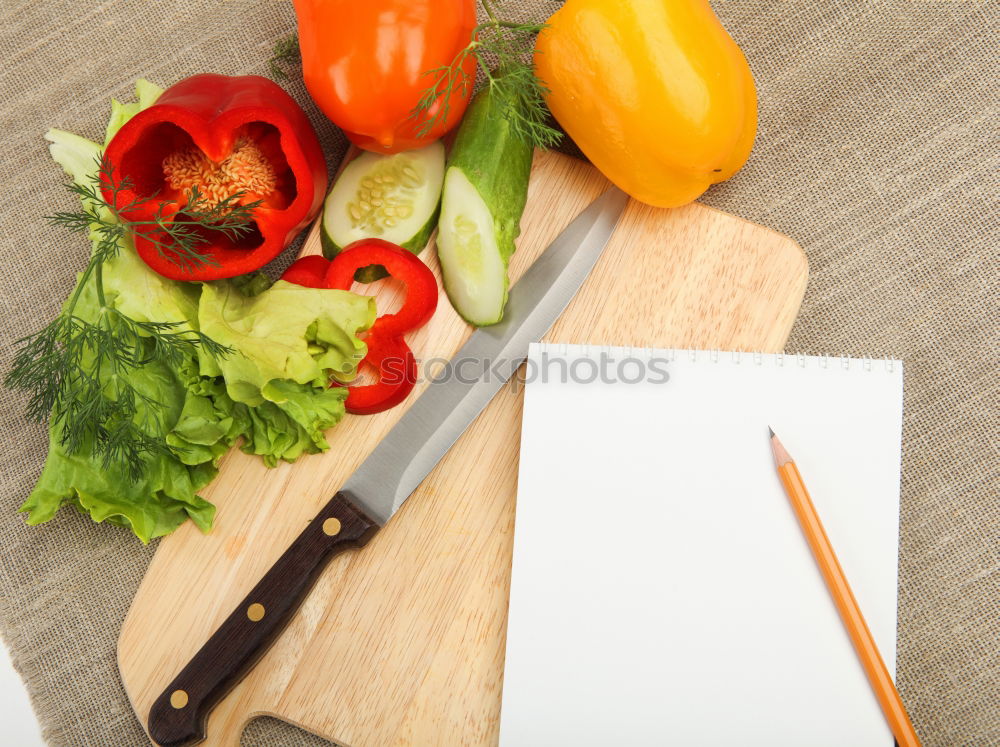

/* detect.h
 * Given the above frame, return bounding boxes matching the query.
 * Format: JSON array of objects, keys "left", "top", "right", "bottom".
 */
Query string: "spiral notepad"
[{"left": 500, "top": 343, "right": 904, "bottom": 746}]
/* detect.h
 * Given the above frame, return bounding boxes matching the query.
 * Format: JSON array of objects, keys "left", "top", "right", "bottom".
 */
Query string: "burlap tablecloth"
[{"left": 1, "top": 1, "right": 996, "bottom": 745}]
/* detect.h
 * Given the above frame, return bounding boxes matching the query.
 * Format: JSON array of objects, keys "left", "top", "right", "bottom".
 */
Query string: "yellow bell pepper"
[{"left": 535, "top": 0, "right": 757, "bottom": 208}]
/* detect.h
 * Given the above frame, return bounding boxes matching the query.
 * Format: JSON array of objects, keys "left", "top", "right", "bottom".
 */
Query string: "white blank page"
[{"left": 500, "top": 344, "right": 904, "bottom": 746}]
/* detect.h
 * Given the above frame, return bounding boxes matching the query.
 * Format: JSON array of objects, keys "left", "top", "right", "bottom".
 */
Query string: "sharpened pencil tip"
[
  {"left": 769, "top": 429, "right": 793, "bottom": 467},
  {"left": 768, "top": 426, "right": 775, "bottom": 438}
]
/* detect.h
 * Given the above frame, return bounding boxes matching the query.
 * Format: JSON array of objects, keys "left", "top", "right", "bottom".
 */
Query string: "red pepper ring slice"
[
  {"left": 103, "top": 73, "right": 328, "bottom": 282},
  {"left": 325, "top": 239, "right": 438, "bottom": 338},
  {"left": 340, "top": 334, "right": 417, "bottom": 415},
  {"left": 281, "top": 255, "right": 330, "bottom": 288},
  {"left": 280, "top": 239, "right": 437, "bottom": 414}
]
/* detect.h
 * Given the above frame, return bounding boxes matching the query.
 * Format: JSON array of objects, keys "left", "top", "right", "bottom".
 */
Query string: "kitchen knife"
[{"left": 147, "top": 186, "right": 629, "bottom": 747}]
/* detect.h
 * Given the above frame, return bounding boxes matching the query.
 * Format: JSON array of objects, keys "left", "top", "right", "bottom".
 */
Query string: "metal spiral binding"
[{"left": 552, "top": 345, "right": 898, "bottom": 373}]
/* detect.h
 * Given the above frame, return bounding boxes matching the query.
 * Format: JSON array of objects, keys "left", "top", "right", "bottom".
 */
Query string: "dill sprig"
[
  {"left": 411, "top": 0, "right": 562, "bottom": 149},
  {"left": 269, "top": 34, "right": 301, "bottom": 81},
  {"left": 5, "top": 160, "right": 246, "bottom": 481},
  {"left": 52, "top": 163, "right": 262, "bottom": 273}
]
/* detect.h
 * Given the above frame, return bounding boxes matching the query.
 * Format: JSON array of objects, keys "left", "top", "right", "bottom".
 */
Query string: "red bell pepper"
[
  {"left": 281, "top": 239, "right": 438, "bottom": 414},
  {"left": 103, "top": 73, "right": 327, "bottom": 281},
  {"left": 323, "top": 240, "right": 438, "bottom": 337},
  {"left": 281, "top": 254, "right": 330, "bottom": 288},
  {"left": 342, "top": 334, "right": 418, "bottom": 415}
]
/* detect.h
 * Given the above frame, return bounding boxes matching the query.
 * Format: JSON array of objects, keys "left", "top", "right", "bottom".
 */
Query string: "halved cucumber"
[
  {"left": 321, "top": 141, "right": 445, "bottom": 281},
  {"left": 437, "top": 168, "right": 509, "bottom": 325},
  {"left": 436, "top": 85, "right": 533, "bottom": 326}
]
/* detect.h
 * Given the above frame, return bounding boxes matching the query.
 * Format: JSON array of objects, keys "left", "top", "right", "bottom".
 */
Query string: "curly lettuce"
[{"left": 198, "top": 280, "right": 374, "bottom": 466}]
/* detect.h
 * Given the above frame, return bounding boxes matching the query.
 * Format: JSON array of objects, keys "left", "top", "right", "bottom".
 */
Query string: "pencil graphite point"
[{"left": 768, "top": 426, "right": 775, "bottom": 438}]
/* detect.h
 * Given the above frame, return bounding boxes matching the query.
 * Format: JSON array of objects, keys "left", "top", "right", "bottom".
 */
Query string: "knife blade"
[{"left": 147, "top": 186, "right": 628, "bottom": 747}]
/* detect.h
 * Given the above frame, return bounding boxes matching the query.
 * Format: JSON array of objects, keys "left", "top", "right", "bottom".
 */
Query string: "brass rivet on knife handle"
[
  {"left": 322, "top": 518, "right": 342, "bottom": 536},
  {"left": 246, "top": 603, "right": 265, "bottom": 622},
  {"left": 169, "top": 690, "right": 188, "bottom": 709}
]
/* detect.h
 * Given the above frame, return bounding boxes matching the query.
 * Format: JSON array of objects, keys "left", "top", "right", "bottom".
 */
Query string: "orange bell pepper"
[
  {"left": 293, "top": 0, "right": 478, "bottom": 154},
  {"left": 535, "top": 0, "right": 757, "bottom": 208}
]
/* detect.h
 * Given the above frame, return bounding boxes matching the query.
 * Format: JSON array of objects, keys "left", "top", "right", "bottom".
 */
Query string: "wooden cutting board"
[{"left": 118, "top": 149, "right": 807, "bottom": 746}]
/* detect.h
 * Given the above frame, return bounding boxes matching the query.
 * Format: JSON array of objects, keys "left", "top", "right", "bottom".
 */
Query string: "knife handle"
[{"left": 147, "top": 491, "right": 379, "bottom": 747}]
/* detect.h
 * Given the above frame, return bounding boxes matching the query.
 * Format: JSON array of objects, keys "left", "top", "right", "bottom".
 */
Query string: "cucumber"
[
  {"left": 321, "top": 141, "right": 445, "bottom": 281},
  {"left": 436, "top": 86, "right": 533, "bottom": 326}
]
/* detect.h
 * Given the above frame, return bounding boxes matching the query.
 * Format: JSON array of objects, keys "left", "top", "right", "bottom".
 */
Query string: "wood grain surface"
[{"left": 118, "top": 149, "right": 808, "bottom": 747}]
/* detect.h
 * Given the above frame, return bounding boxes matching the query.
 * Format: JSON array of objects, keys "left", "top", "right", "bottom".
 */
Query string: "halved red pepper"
[
  {"left": 103, "top": 73, "right": 327, "bottom": 281},
  {"left": 281, "top": 239, "right": 438, "bottom": 414}
]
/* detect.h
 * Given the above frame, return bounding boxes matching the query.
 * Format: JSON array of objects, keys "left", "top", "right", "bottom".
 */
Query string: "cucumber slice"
[
  {"left": 321, "top": 141, "right": 444, "bottom": 281},
  {"left": 437, "top": 167, "right": 509, "bottom": 326},
  {"left": 436, "top": 84, "right": 533, "bottom": 326}
]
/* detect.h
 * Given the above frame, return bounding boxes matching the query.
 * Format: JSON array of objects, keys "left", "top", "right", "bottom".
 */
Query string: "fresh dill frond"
[
  {"left": 482, "top": 57, "right": 561, "bottom": 149},
  {"left": 413, "top": 46, "right": 479, "bottom": 142},
  {"left": 411, "top": 0, "right": 562, "bottom": 149},
  {"left": 5, "top": 265, "right": 229, "bottom": 481},
  {"left": 9, "top": 309, "right": 185, "bottom": 481},
  {"left": 61, "top": 162, "right": 263, "bottom": 273},
  {"left": 269, "top": 33, "right": 301, "bottom": 81},
  {"left": 5, "top": 161, "right": 247, "bottom": 481}
]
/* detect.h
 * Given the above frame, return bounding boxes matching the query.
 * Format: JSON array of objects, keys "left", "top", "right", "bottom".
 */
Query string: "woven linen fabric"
[{"left": 1, "top": 1, "right": 997, "bottom": 745}]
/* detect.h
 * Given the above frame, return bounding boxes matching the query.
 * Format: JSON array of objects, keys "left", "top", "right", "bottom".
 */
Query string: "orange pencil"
[{"left": 769, "top": 428, "right": 920, "bottom": 747}]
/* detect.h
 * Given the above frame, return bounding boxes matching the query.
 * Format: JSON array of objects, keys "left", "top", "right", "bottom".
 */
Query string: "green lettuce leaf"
[
  {"left": 102, "top": 230, "right": 202, "bottom": 329},
  {"left": 237, "top": 385, "right": 350, "bottom": 466},
  {"left": 104, "top": 79, "right": 163, "bottom": 145},
  {"left": 45, "top": 128, "right": 102, "bottom": 189},
  {"left": 166, "top": 374, "right": 249, "bottom": 467},
  {"left": 23, "top": 352, "right": 218, "bottom": 544},
  {"left": 199, "top": 279, "right": 375, "bottom": 465},
  {"left": 22, "top": 194, "right": 227, "bottom": 542},
  {"left": 199, "top": 279, "right": 374, "bottom": 400}
]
